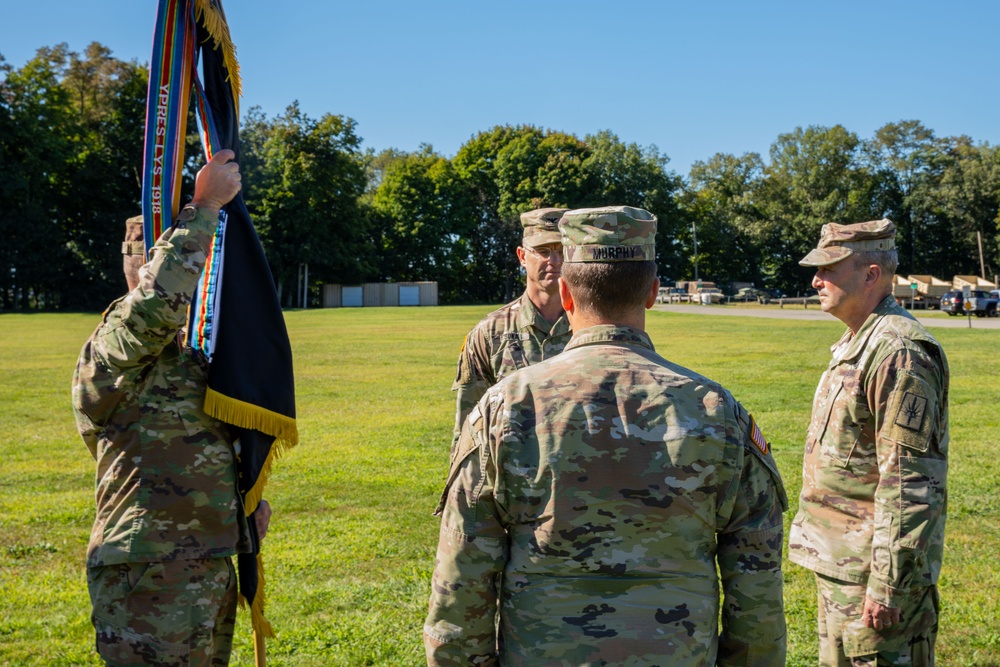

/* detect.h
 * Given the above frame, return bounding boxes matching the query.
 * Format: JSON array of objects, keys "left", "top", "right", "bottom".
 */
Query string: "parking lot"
[{"left": 652, "top": 303, "right": 1000, "bottom": 329}]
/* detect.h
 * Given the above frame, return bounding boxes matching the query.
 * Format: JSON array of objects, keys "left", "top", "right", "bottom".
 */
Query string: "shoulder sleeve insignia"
[
  {"left": 893, "top": 391, "right": 927, "bottom": 432},
  {"left": 882, "top": 369, "right": 939, "bottom": 452},
  {"left": 741, "top": 410, "right": 787, "bottom": 511},
  {"left": 453, "top": 336, "right": 473, "bottom": 387},
  {"left": 749, "top": 414, "right": 769, "bottom": 455}
]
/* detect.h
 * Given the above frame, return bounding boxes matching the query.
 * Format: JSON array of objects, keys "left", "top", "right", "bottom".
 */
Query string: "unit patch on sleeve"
[{"left": 893, "top": 391, "right": 928, "bottom": 432}]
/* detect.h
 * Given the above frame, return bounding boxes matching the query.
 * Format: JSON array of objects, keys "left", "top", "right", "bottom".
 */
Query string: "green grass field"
[{"left": 1, "top": 306, "right": 998, "bottom": 666}]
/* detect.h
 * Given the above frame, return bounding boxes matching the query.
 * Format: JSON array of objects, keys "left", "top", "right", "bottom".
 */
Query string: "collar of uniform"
[
  {"left": 831, "top": 294, "right": 899, "bottom": 363},
  {"left": 518, "top": 291, "right": 569, "bottom": 335},
  {"left": 565, "top": 324, "right": 655, "bottom": 352}
]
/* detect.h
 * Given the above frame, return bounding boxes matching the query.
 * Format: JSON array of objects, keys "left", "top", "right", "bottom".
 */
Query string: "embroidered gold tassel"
[{"left": 193, "top": 0, "right": 242, "bottom": 115}]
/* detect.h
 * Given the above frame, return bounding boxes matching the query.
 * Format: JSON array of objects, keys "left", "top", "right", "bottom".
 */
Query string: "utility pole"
[
  {"left": 692, "top": 222, "right": 699, "bottom": 282},
  {"left": 978, "top": 231, "right": 986, "bottom": 279},
  {"left": 298, "top": 263, "right": 309, "bottom": 309}
]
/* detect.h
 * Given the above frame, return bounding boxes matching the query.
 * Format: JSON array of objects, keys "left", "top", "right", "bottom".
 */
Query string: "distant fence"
[{"left": 321, "top": 282, "right": 438, "bottom": 308}]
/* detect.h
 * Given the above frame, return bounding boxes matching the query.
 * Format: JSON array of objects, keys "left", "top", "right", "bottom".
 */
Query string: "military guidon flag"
[{"left": 142, "top": 0, "right": 298, "bottom": 655}]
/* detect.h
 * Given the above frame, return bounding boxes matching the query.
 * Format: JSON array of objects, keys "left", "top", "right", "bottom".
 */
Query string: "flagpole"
[{"left": 254, "top": 630, "right": 267, "bottom": 666}]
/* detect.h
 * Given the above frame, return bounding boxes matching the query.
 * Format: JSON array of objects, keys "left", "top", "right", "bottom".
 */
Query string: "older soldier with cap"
[
  {"left": 449, "top": 208, "right": 572, "bottom": 455},
  {"left": 789, "top": 219, "right": 949, "bottom": 667},
  {"left": 73, "top": 151, "right": 270, "bottom": 666},
  {"left": 425, "top": 205, "right": 788, "bottom": 666}
]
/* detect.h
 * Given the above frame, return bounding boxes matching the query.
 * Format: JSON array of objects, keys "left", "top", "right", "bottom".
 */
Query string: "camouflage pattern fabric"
[
  {"left": 88, "top": 557, "right": 237, "bottom": 666},
  {"left": 559, "top": 206, "right": 657, "bottom": 263},
  {"left": 73, "top": 204, "right": 251, "bottom": 567},
  {"left": 450, "top": 291, "right": 571, "bottom": 454},
  {"left": 520, "top": 207, "right": 567, "bottom": 247},
  {"left": 789, "top": 296, "right": 948, "bottom": 658},
  {"left": 427, "top": 325, "right": 788, "bottom": 667},
  {"left": 815, "top": 574, "right": 938, "bottom": 667},
  {"left": 799, "top": 219, "right": 896, "bottom": 267}
]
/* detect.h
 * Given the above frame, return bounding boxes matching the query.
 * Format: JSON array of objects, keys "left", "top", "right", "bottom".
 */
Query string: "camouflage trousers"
[
  {"left": 815, "top": 574, "right": 938, "bottom": 667},
  {"left": 87, "top": 557, "right": 237, "bottom": 667}
]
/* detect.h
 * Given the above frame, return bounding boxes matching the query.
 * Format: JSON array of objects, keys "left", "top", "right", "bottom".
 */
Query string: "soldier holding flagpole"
[{"left": 74, "top": 150, "right": 268, "bottom": 666}]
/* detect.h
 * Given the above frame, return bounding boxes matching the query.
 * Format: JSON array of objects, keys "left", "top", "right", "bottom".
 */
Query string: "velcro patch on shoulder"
[
  {"left": 893, "top": 392, "right": 927, "bottom": 431},
  {"left": 884, "top": 370, "right": 938, "bottom": 452},
  {"left": 454, "top": 336, "right": 473, "bottom": 386},
  {"left": 742, "top": 410, "right": 787, "bottom": 511},
  {"left": 450, "top": 404, "right": 483, "bottom": 463},
  {"left": 437, "top": 403, "right": 489, "bottom": 516},
  {"left": 749, "top": 415, "right": 768, "bottom": 455}
]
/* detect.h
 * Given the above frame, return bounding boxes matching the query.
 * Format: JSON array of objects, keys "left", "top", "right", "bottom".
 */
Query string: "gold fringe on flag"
[
  {"left": 243, "top": 439, "right": 284, "bottom": 519},
  {"left": 238, "top": 554, "right": 275, "bottom": 639},
  {"left": 193, "top": 0, "right": 242, "bottom": 115},
  {"left": 204, "top": 387, "right": 298, "bottom": 443},
  {"left": 203, "top": 387, "right": 297, "bottom": 514}
]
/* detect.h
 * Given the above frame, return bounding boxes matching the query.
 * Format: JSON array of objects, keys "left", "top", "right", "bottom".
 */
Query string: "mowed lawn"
[{"left": 1, "top": 306, "right": 998, "bottom": 666}]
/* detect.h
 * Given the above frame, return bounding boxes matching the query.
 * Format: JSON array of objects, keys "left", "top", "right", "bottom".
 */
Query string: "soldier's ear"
[
  {"left": 645, "top": 277, "right": 660, "bottom": 309},
  {"left": 865, "top": 263, "right": 882, "bottom": 288},
  {"left": 515, "top": 246, "right": 528, "bottom": 268},
  {"left": 559, "top": 277, "right": 574, "bottom": 313}
]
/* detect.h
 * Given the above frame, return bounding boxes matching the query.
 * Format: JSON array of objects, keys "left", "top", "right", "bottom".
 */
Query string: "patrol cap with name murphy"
[
  {"left": 521, "top": 207, "right": 569, "bottom": 248},
  {"left": 799, "top": 218, "right": 896, "bottom": 267},
  {"left": 558, "top": 206, "right": 657, "bottom": 262}
]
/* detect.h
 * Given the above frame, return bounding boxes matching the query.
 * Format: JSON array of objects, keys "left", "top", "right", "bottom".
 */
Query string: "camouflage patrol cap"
[
  {"left": 122, "top": 215, "right": 144, "bottom": 256},
  {"left": 800, "top": 218, "right": 895, "bottom": 267},
  {"left": 122, "top": 215, "right": 145, "bottom": 288},
  {"left": 558, "top": 206, "right": 657, "bottom": 262},
  {"left": 520, "top": 208, "right": 568, "bottom": 247}
]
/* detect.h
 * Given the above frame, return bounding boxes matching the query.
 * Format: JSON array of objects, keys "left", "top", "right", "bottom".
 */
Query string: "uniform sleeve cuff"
[{"left": 866, "top": 579, "right": 902, "bottom": 608}]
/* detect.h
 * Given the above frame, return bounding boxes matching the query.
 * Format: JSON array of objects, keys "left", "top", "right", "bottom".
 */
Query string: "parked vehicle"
[
  {"left": 698, "top": 288, "right": 725, "bottom": 304},
  {"left": 969, "top": 290, "right": 999, "bottom": 317},
  {"left": 941, "top": 289, "right": 999, "bottom": 317},
  {"left": 656, "top": 287, "right": 687, "bottom": 303},
  {"left": 732, "top": 287, "right": 770, "bottom": 302},
  {"left": 940, "top": 290, "right": 963, "bottom": 314}
]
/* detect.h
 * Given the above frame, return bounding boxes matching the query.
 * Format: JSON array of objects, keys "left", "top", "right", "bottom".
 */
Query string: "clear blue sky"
[{"left": 3, "top": 0, "right": 998, "bottom": 176}]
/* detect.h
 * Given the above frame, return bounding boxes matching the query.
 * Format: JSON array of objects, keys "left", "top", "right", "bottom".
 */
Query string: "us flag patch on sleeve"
[{"left": 749, "top": 415, "right": 769, "bottom": 455}]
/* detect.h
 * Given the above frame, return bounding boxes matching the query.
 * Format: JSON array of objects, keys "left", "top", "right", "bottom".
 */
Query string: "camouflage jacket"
[
  {"left": 789, "top": 296, "right": 949, "bottom": 607},
  {"left": 426, "top": 325, "right": 788, "bottom": 667},
  {"left": 450, "top": 292, "right": 571, "bottom": 453},
  {"left": 72, "top": 205, "right": 251, "bottom": 567}
]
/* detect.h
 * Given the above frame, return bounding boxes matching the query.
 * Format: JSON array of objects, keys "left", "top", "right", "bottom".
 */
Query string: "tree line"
[{"left": 3, "top": 43, "right": 999, "bottom": 311}]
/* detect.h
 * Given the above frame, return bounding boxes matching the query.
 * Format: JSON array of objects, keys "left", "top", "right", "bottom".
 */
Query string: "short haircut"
[
  {"left": 561, "top": 261, "right": 657, "bottom": 320},
  {"left": 853, "top": 249, "right": 898, "bottom": 278}
]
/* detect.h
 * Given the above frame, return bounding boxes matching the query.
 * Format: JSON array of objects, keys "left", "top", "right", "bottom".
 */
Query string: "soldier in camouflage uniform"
[
  {"left": 72, "top": 150, "right": 270, "bottom": 666},
  {"left": 425, "top": 206, "right": 788, "bottom": 666},
  {"left": 789, "top": 219, "right": 949, "bottom": 667},
  {"left": 450, "top": 208, "right": 573, "bottom": 455}
]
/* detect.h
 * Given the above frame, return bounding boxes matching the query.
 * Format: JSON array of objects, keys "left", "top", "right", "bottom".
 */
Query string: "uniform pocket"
[
  {"left": 841, "top": 586, "right": 938, "bottom": 658},
  {"left": 842, "top": 617, "right": 904, "bottom": 657},
  {"left": 121, "top": 561, "right": 154, "bottom": 593},
  {"left": 500, "top": 341, "right": 528, "bottom": 377},
  {"left": 89, "top": 562, "right": 191, "bottom": 664},
  {"left": 898, "top": 455, "right": 947, "bottom": 551},
  {"left": 817, "top": 370, "right": 869, "bottom": 468}
]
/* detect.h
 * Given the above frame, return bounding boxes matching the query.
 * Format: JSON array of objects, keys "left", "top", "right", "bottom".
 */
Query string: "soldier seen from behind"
[
  {"left": 450, "top": 208, "right": 573, "bottom": 456},
  {"left": 72, "top": 150, "right": 271, "bottom": 666},
  {"left": 790, "top": 219, "right": 949, "bottom": 667},
  {"left": 425, "top": 205, "right": 788, "bottom": 666}
]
